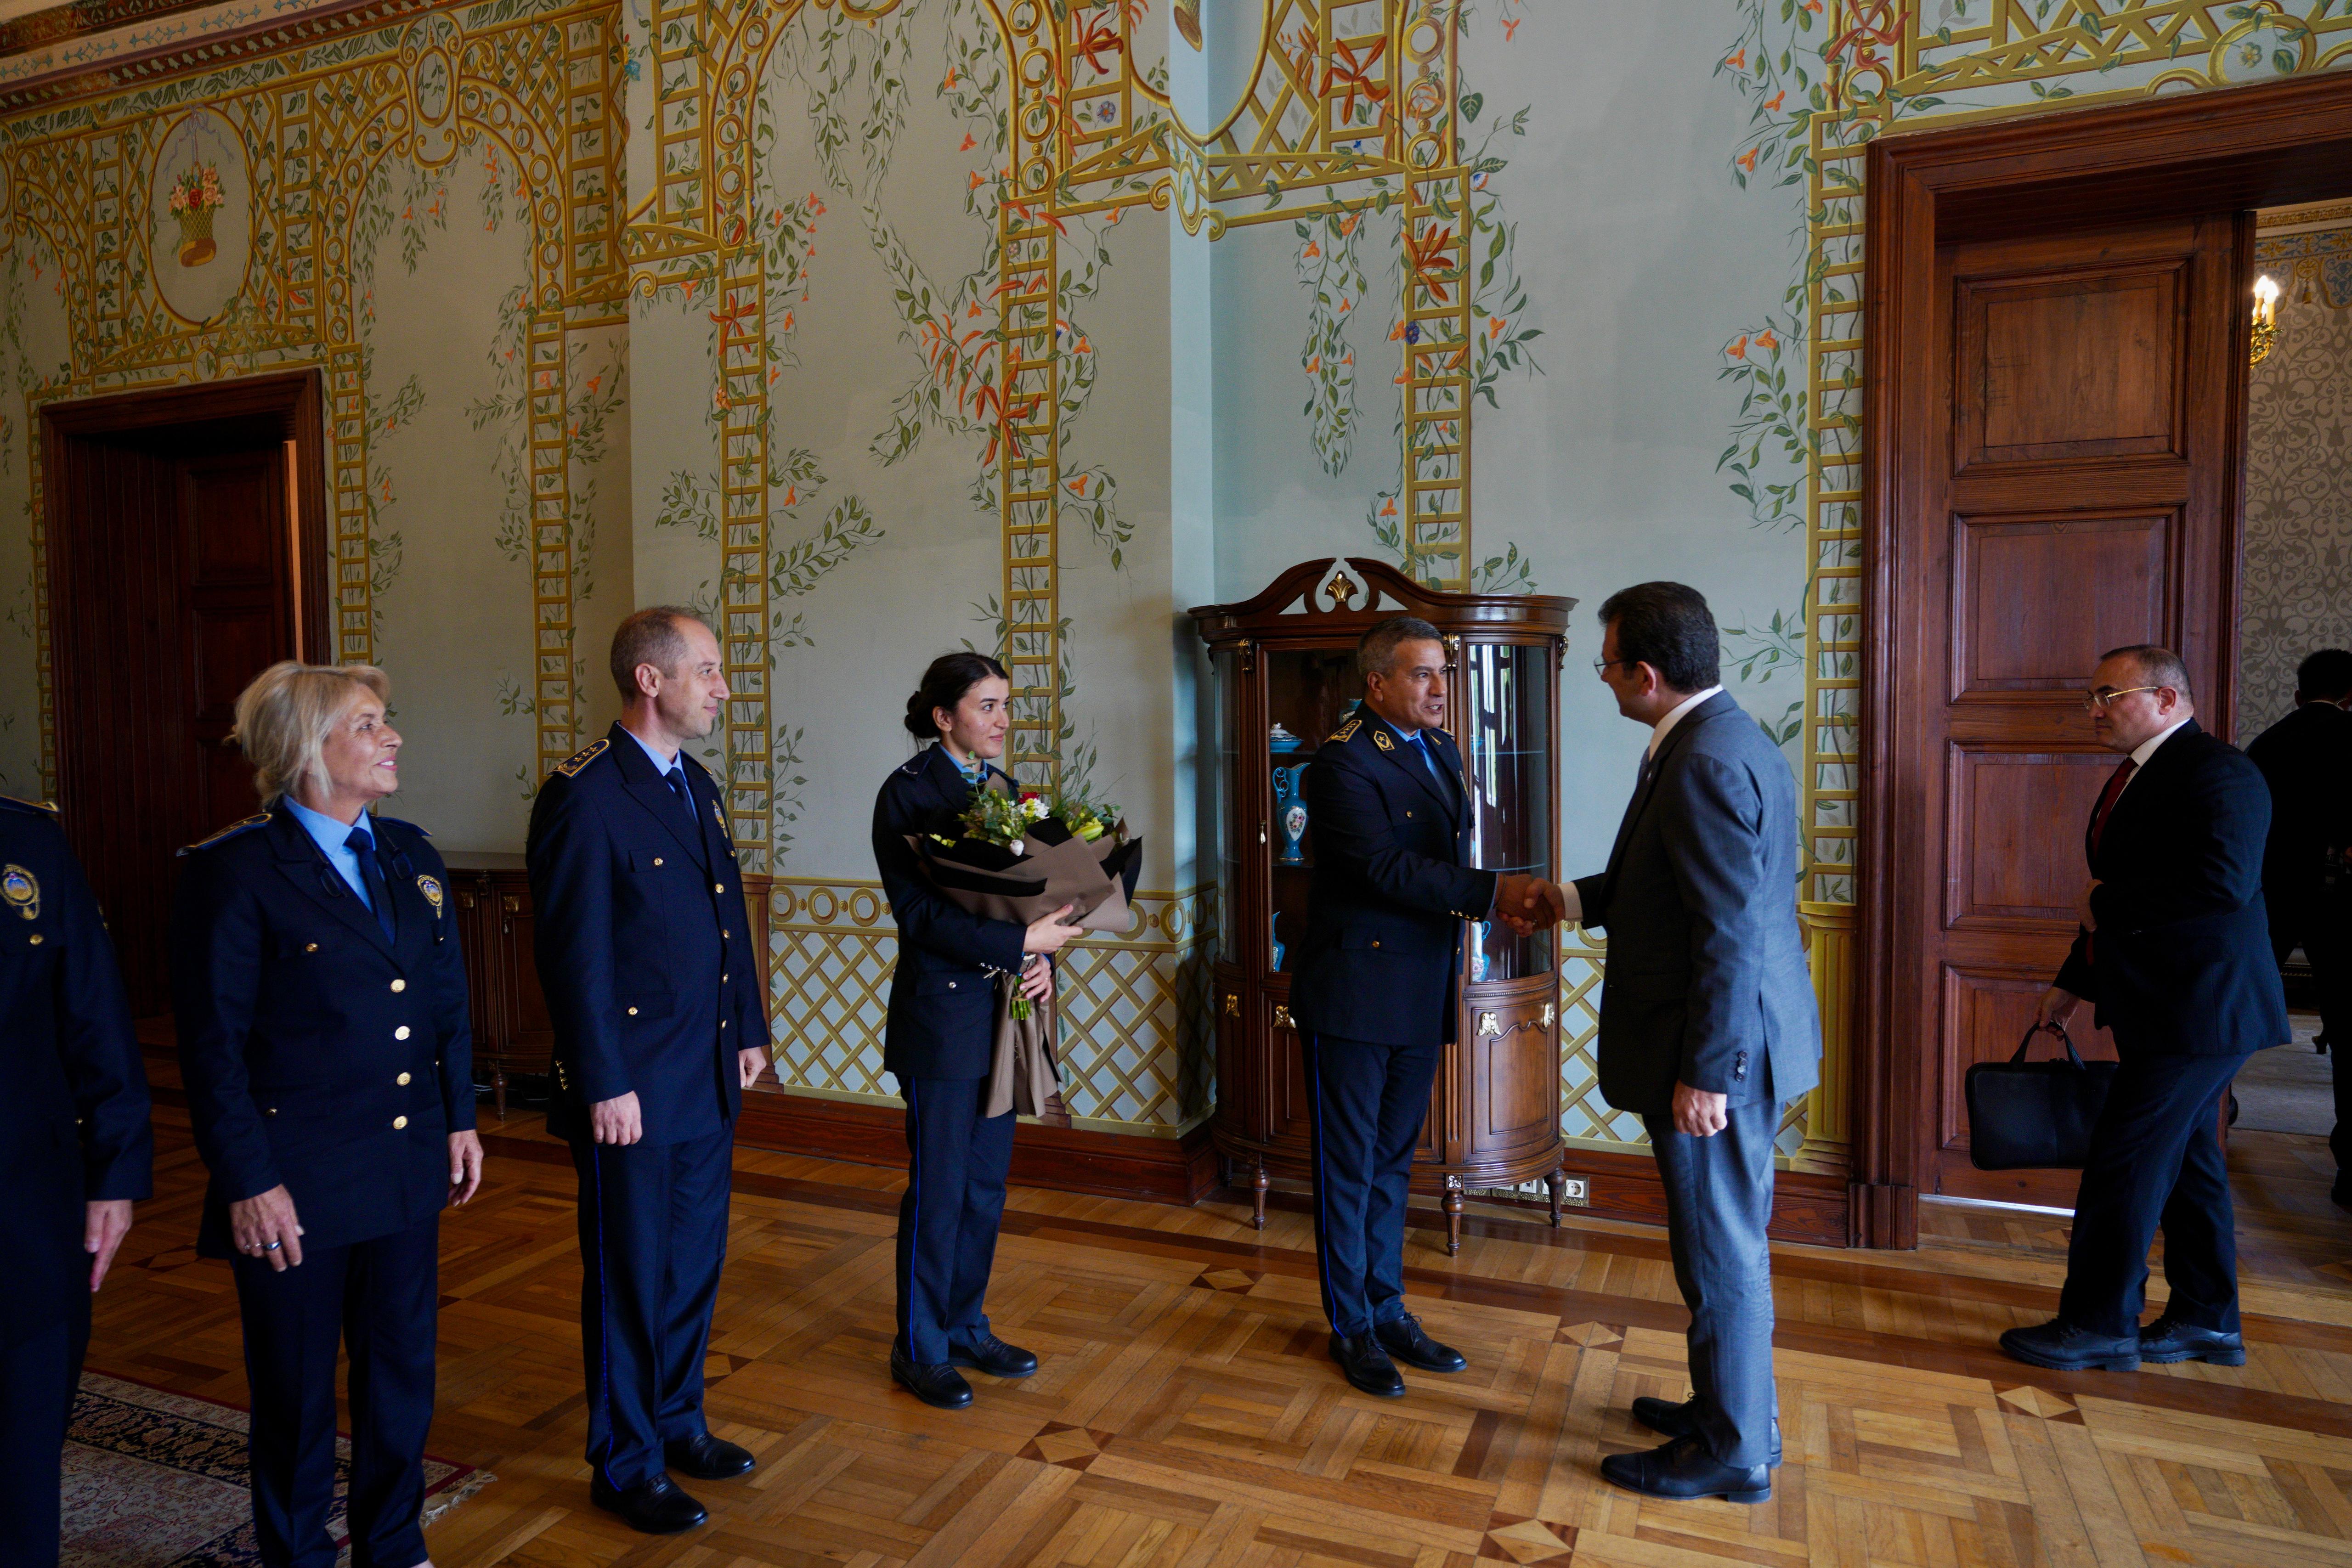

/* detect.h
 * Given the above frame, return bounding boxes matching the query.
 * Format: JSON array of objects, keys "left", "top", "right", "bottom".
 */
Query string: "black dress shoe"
[
  {"left": 2137, "top": 1314, "right": 2246, "bottom": 1367},
  {"left": 891, "top": 1346, "right": 975, "bottom": 1409},
  {"left": 1998, "top": 1318, "right": 2139, "bottom": 1372},
  {"left": 948, "top": 1328, "right": 1039, "bottom": 1379},
  {"left": 665, "top": 1431, "right": 756, "bottom": 1479},
  {"left": 1374, "top": 1314, "right": 1466, "bottom": 1373},
  {"left": 1329, "top": 1331, "right": 1406, "bottom": 1398},
  {"left": 1630, "top": 1397, "right": 1782, "bottom": 1464},
  {"left": 588, "top": 1472, "right": 708, "bottom": 1534},
  {"left": 1600, "top": 1436, "right": 1771, "bottom": 1505},
  {"left": 2333, "top": 1179, "right": 2352, "bottom": 1212}
]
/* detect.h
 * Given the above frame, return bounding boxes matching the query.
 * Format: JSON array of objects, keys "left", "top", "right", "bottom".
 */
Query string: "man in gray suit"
[{"left": 1564, "top": 581, "right": 1821, "bottom": 1505}]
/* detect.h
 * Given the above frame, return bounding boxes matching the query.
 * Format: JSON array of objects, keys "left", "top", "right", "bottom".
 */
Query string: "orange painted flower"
[
  {"left": 960, "top": 133, "right": 976, "bottom": 152},
  {"left": 1725, "top": 48, "right": 1747, "bottom": 70},
  {"left": 1380, "top": 497, "right": 1397, "bottom": 516},
  {"left": 1725, "top": 334, "right": 1749, "bottom": 360},
  {"left": 1763, "top": 90, "right": 1784, "bottom": 112},
  {"left": 1754, "top": 328, "right": 1778, "bottom": 350},
  {"left": 1306, "top": 356, "right": 1322, "bottom": 373},
  {"left": 1488, "top": 316, "right": 1505, "bottom": 339},
  {"left": 1302, "top": 241, "right": 1322, "bottom": 259},
  {"left": 1736, "top": 148, "right": 1759, "bottom": 172}
]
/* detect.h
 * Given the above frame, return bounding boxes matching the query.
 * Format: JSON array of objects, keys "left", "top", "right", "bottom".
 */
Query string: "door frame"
[
  {"left": 40, "top": 367, "right": 334, "bottom": 788},
  {"left": 1855, "top": 73, "right": 2352, "bottom": 1247}
]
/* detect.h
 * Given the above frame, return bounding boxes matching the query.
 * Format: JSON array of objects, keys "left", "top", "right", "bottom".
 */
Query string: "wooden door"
[
  {"left": 49, "top": 434, "right": 299, "bottom": 1013},
  {"left": 1902, "top": 214, "right": 2247, "bottom": 1205}
]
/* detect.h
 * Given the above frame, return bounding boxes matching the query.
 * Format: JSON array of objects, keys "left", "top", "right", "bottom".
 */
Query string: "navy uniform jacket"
[
  {"left": 871, "top": 745, "right": 1027, "bottom": 1080},
  {"left": 1571, "top": 692, "right": 1821, "bottom": 1118},
  {"left": 1, "top": 795, "right": 152, "bottom": 1348},
  {"left": 527, "top": 724, "right": 767, "bottom": 1144},
  {"left": 1290, "top": 703, "right": 1496, "bottom": 1048},
  {"left": 171, "top": 807, "right": 473, "bottom": 1259},
  {"left": 2246, "top": 699, "right": 2352, "bottom": 911},
  {"left": 2055, "top": 720, "right": 2290, "bottom": 1057}
]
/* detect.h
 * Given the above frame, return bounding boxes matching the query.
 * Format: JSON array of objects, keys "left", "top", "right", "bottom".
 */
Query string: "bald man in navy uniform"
[
  {"left": 0, "top": 793, "right": 152, "bottom": 1568},
  {"left": 528, "top": 608, "right": 771, "bottom": 1536},
  {"left": 1289, "top": 616, "right": 1558, "bottom": 1399}
]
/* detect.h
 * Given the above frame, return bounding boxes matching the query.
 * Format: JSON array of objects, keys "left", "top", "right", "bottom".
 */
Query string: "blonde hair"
[{"left": 230, "top": 661, "right": 391, "bottom": 806}]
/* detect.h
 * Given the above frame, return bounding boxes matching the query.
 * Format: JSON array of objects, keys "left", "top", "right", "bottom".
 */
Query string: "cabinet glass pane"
[
  {"left": 1263, "top": 648, "right": 1356, "bottom": 974},
  {"left": 1460, "top": 641, "right": 1554, "bottom": 980},
  {"left": 1212, "top": 647, "right": 1240, "bottom": 966}
]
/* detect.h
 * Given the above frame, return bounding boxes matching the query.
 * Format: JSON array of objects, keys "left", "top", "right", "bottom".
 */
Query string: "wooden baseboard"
[
  {"left": 1551, "top": 1147, "right": 1854, "bottom": 1247},
  {"left": 734, "top": 1086, "right": 1220, "bottom": 1206}
]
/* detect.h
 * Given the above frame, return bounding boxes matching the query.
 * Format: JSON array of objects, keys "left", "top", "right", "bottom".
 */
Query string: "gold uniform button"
[
  {"left": 715, "top": 882, "right": 726, "bottom": 894},
  {"left": 305, "top": 942, "right": 319, "bottom": 953},
  {"left": 722, "top": 973, "right": 729, "bottom": 983},
  {"left": 28, "top": 934, "right": 41, "bottom": 946},
  {"left": 627, "top": 1006, "right": 639, "bottom": 1016},
  {"left": 396, "top": 1072, "right": 412, "bottom": 1086},
  {"left": 393, "top": 1115, "right": 407, "bottom": 1130},
  {"left": 654, "top": 857, "right": 664, "bottom": 867},
  {"left": 1372, "top": 940, "right": 1381, "bottom": 948},
  {"left": 720, "top": 1020, "right": 729, "bottom": 1030},
  {"left": 390, "top": 979, "right": 407, "bottom": 993},
  {"left": 723, "top": 930, "right": 732, "bottom": 941},
  {"left": 394, "top": 1026, "right": 411, "bottom": 1040}
]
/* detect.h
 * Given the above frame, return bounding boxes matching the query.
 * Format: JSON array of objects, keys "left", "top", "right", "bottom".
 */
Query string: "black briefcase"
[{"left": 1964, "top": 1022, "right": 2118, "bottom": 1171}]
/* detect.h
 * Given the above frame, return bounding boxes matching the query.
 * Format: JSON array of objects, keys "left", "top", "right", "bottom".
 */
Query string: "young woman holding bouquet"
[{"left": 871, "top": 652, "right": 1083, "bottom": 1409}]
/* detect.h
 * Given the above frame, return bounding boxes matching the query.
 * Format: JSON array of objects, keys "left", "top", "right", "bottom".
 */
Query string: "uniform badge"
[
  {"left": 416, "top": 874, "right": 445, "bottom": 917},
  {"left": 1, "top": 863, "right": 37, "bottom": 920},
  {"left": 1371, "top": 729, "right": 1395, "bottom": 753}
]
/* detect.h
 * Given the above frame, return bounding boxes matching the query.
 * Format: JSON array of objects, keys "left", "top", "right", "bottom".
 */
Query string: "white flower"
[{"left": 1021, "top": 797, "right": 1047, "bottom": 819}]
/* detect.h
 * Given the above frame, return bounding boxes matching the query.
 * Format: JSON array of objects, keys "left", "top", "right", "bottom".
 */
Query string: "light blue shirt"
[
  {"left": 282, "top": 796, "right": 374, "bottom": 909},
  {"left": 621, "top": 725, "right": 697, "bottom": 823},
  {"left": 940, "top": 743, "right": 986, "bottom": 788}
]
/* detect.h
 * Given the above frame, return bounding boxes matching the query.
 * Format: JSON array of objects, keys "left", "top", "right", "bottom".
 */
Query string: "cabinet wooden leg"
[
  {"left": 1443, "top": 1176, "right": 1464, "bottom": 1257},
  {"left": 493, "top": 1066, "right": 508, "bottom": 1122},
  {"left": 1251, "top": 1160, "right": 1269, "bottom": 1231},
  {"left": 1546, "top": 1167, "right": 1566, "bottom": 1228}
]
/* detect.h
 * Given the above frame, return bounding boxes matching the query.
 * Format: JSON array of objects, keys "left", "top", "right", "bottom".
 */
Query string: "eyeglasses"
[
  {"left": 2081, "top": 685, "right": 2168, "bottom": 712},
  {"left": 1593, "top": 656, "right": 1636, "bottom": 676}
]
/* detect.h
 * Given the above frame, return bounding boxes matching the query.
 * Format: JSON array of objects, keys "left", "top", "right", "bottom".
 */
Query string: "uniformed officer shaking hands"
[
  {"left": 528, "top": 608, "right": 769, "bottom": 1537},
  {"left": 1289, "top": 616, "right": 1562, "bottom": 1399},
  {"left": 1, "top": 792, "right": 151, "bottom": 1568}
]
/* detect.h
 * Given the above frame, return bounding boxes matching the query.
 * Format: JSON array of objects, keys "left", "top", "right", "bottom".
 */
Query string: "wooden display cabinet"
[{"left": 1189, "top": 558, "right": 1574, "bottom": 1254}]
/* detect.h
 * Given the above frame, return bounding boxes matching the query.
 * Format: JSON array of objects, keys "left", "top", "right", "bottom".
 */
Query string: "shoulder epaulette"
[
  {"left": 0, "top": 791, "right": 58, "bottom": 817},
  {"left": 553, "top": 738, "right": 609, "bottom": 778},
  {"left": 1329, "top": 718, "right": 1363, "bottom": 744},
  {"left": 179, "top": 812, "right": 271, "bottom": 857}
]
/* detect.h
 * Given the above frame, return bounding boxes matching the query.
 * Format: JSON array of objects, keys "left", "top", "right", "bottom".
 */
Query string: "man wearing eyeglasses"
[{"left": 2003, "top": 644, "right": 2289, "bottom": 1375}]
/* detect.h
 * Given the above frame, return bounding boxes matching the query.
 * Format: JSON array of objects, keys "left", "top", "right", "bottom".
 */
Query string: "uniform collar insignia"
[
  {"left": 1372, "top": 728, "right": 1395, "bottom": 752},
  {"left": 1, "top": 863, "right": 38, "bottom": 920}
]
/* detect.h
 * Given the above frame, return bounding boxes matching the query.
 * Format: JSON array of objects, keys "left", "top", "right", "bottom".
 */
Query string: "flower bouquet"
[
  {"left": 905, "top": 780, "right": 1143, "bottom": 1126},
  {"left": 167, "top": 163, "right": 226, "bottom": 267}
]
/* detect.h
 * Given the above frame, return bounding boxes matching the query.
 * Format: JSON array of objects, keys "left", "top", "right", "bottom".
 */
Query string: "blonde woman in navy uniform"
[
  {"left": 871, "top": 653, "right": 1080, "bottom": 1409},
  {"left": 0, "top": 792, "right": 150, "bottom": 1568},
  {"left": 171, "top": 662, "right": 481, "bottom": 1568}
]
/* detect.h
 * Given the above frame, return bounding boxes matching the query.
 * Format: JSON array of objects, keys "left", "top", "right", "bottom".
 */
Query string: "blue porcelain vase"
[{"left": 1273, "top": 762, "right": 1309, "bottom": 864}]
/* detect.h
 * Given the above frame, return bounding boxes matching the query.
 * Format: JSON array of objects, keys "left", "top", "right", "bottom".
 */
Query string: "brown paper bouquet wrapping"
[{"left": 904, "top": 797, "right": 1143, "bottom": 1126}]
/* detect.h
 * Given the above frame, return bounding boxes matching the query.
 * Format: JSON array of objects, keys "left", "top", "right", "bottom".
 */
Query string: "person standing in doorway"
[
  {"left": 1289, "top": 616, "right": 1557, "bottom": 1402},
  {"left": 2011, "top": 645, "right": 2289, "bottom": 1372},
  {"left": 2246, "top": 647, "right": 2352, "bottom": 1205},
  {"left": 529, "top": 609, "right": 771, "bottom": 1534},
  {"left": 1562, "top": 582, "right": 1819, "bottom": 1506}
]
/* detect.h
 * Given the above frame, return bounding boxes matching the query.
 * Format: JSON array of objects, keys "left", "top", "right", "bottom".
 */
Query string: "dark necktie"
[
  {"left": 1635, "top": 747, "right": 1655, "bottom": 793},
  {"left": 2089, "top": 758, "right": 2137, "bottom": 857},
  {"left": 1408, "top": 731, "right": 1445, "bottom": 786},
  {"left": 345, "top": 825, "right": 396, "bottom": 941},
  {"left": 664, "top": 765, "right": 696, "bottom": 831}
]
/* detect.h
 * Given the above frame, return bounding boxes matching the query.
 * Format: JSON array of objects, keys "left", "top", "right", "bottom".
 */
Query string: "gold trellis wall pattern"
[{"left": 7, "top": 0, "right": 626, "bottom": 800}]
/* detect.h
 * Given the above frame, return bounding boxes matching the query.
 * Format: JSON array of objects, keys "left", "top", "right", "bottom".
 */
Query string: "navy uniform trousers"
[
  {"left": 893, "top": 1077, "right": 1016, "bottom": 1364},
  {"left": 231, "top": 1218, "right": 440, "bottom": 1568},
  {"left": 1302, "top": 1032, "right": 1442, "bottom": 1338},
  {"left": 0, "top": 1304, "right": 88, "bottom": 1568},
  {"left": 1641, "top": 1059, "right": 1781, "bottom": 1471},
  {"left": 573, "top": 1128, "right": 734, "bottom": 1489},
  {"left": 2060, "top": 1051, "right": 2252, "bottom": 1339}
]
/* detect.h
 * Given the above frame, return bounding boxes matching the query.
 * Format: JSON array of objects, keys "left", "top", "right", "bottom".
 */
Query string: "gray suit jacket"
[{"left": 1572, "top": 692, "right": 1821, "bottom": 1119}]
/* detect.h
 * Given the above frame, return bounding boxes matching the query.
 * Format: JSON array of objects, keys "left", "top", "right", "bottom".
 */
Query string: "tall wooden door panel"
[
  {"left": 1907, "top": 215, "right": 2246, "bottom": 1205},
  {"left": 182, "top": 449, "right": 291, "bottom": 835}
]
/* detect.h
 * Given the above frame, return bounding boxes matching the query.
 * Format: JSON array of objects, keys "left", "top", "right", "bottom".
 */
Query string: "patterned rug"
[{"left": 62, "top": 1373, "right": 492, "bottom": 1568}]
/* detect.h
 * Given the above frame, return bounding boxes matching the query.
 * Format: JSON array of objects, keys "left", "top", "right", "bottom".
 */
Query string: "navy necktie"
[
  {"left": 664, "top": 765, "right": 696, "bottom": 830},
  {"left": 345, "top": 825, "right": 395, "bottom": 941}
]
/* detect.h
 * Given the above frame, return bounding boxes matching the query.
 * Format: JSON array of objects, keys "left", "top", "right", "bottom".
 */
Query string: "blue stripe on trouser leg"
[
  {"left": 573, "top": 1138, "right": 675, "bottom": 1490},
  {"left": 1363, "top": 1036, "right": 1441, "bottom": 1328},
  {"left": 895, "top": 1077, "right": 1006, "bottom": 1362},
  {"left": 653, "top": 1129, "right": 734, "bottom": 1443},
  {"left": 946, "top": 1096, "right": 1016, "bottom": 1344},
  {"left": 1304, "top": 1031, "right": 1361, "bottom": 1336}
]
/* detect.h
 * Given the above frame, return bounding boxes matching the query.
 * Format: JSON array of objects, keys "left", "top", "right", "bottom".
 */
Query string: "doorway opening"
[
  {"left": 41, "top": 370, "right": 331, "bottom": 1015},
  {"left": 1855, "top": 72, "right": 2352, "bottom": 1247}
]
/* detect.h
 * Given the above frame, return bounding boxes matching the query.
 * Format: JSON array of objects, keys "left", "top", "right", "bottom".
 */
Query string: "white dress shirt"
[{"left": 1557, "top": 686, "right": 1726, "bottom": 925}]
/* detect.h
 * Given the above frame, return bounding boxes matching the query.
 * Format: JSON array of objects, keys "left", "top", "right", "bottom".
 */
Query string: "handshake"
[{"left": 1490, "top": 874, "right": 1570, "bottom": 937}]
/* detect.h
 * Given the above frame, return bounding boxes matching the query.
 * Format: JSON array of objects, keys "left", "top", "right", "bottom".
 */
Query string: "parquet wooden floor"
[{"left": 94, "top": 1055, "right": 2352, "bottom": 1567}]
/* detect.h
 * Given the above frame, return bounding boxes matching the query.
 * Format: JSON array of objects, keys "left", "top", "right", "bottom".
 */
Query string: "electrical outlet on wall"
[{"left": 1560, "top": 1177, "right": 1589, "bottom": 1207}]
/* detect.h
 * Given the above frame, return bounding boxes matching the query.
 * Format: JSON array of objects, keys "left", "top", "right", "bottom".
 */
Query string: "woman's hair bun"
[{"left": 902, "top": 689, "right": 937, "bottom": 739}]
